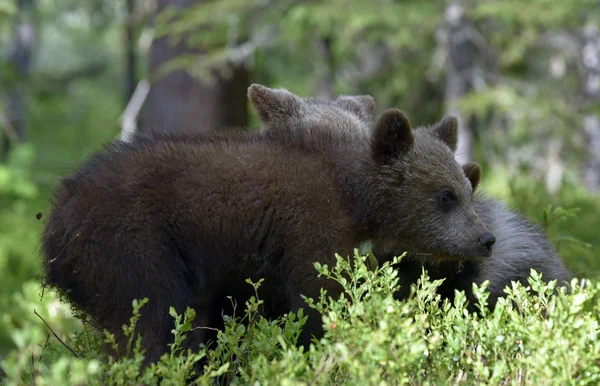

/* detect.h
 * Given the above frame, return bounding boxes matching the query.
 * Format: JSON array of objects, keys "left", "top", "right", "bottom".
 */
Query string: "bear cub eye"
[{"left": 439, "top": 190, "right": 456, "bottom": 205}]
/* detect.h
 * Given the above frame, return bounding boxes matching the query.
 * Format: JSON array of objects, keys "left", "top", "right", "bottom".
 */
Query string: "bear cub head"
[
  {"left": 248, "top": 84, "right": 495, "bottom": 260},
  {"left": 369, "top": 109, "right": 495, "bottom": 259},
  {"left": 248, "top": 83, "right": 375, "bottom": 150}
]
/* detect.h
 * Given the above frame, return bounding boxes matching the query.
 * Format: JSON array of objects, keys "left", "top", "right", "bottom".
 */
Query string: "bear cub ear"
[
  {"left": 336, "top": 95, "right": 376, "bottom": 118},
  {"left": 432, "top": 116, "right": 459, "bottom": 152},
  {"left": 248, "top": 84, "right": 302, "bottom": 123},
  {"left": 371, "top": 108, "right": 414, "bottom": 165},
  {"left": 463, "top": 162, "right": 482, "bottom": 191}
]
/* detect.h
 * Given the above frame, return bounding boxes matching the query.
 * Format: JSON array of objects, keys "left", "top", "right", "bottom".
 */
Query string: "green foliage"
[
  {"left": 0, "top": 0, "right": 124, "bottom": 355},
  {"left": 0, "top": 144, "right": 38, "bottom": 199},
  {"left": 2, "top": 251, "right": 599, "bottom": 385},
  {"left": 0, "top": 144, "right": 44, "bottom": 351},
  {"left": 0, "top": 73, "right": 122, "bottom": 354},
  {"left": 0, "top": 43, "right": 122, "bottom": 358}
]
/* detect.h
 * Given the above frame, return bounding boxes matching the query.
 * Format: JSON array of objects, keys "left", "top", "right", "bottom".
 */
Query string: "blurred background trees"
[{"left": 0, "top": 0, "right": 599, "bottom": 355}]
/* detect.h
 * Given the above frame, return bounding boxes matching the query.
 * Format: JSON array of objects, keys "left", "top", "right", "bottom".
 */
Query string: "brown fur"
[
  {"left": 42, "top": 85, "right": 493, "bottom": 367},
  {"left": 43, "top": 135, "right": 356, "bottom": 365}
]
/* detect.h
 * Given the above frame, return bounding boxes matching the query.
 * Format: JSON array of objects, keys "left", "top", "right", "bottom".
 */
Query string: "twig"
[
  {"left": 80, "top": 317, "right": 103, "bottom": 332},
  {"left": 119, "top": 79, "right": 151, "bottom": 142},
  {"left": 34, "top": 309, "right": 81, "bottom": 358},
  {"left": 190, "top": 326, "right": 221, "bottom": 332},
  {"left": 47, "top": 232, "right": 80, "bottom": 264}
]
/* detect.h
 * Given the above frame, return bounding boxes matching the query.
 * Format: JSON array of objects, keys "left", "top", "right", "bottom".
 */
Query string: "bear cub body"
[{"left": 42, "top": 86, "right": 494, "bottom": 366}]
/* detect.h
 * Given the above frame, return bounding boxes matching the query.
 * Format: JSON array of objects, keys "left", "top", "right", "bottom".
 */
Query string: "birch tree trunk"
[
  {"left": 444, "top": 2, "right": 475, "bottom": 164},
  {"left": 582, "top": 23, "right": 600, "bottom": 192}
]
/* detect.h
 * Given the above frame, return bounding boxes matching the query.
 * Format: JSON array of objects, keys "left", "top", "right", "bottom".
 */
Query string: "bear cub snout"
[{"left": 479, "top": 232, "right": 496, "bottom": 255}]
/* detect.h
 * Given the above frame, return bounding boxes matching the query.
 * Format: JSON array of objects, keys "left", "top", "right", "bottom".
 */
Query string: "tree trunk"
[
  {"left": 582, "top": 23, "right": 600, "bottom": 192},
  {"left": 139, "top": 0, "right": 250, "bottom": 135},
  {"left": 444, "top": 2, "right": 476, "bottom": 164},
  {"left": 124, "top": 0, "right": 137, "bottom": 104},
  {"left": 314, "top": 36, "right": 334, "bottom": 100},
  {"left": 2, "top": 0, "right": 36, "bottom": 159}
]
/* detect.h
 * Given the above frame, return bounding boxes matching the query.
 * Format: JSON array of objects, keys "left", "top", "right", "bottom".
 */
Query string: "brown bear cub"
[
  {"left": 249, "top": 85, "right": 572, "bottom": 310},
  {"left": 42, "top": 87, "right": 494, "bottom": 366}
]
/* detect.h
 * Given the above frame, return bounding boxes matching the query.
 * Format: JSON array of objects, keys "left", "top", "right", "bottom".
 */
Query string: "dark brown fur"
[
  {"left": 42, "top": 86, "right": 493, "bottom": 367},
  {"left": 43, "top": 135, "right": 357, "bottom": 364}
]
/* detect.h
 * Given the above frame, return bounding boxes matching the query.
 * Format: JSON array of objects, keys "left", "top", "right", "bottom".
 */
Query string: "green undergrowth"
[{"left": 1, "top": 251, "right": 599, "bottom": 385}]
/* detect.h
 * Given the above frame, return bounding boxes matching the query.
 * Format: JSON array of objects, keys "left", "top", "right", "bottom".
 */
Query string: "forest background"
[{"left": 0, "top": 0, "right": 599, "bottom": 382}]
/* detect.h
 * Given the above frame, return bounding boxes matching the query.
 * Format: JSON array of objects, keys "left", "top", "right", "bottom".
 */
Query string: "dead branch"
[
  {"left": 119, "top": 79, "right": 151, "bottom": 142},
  {"left": 34, "top": 309, "right": 81, "bottom": 358}
]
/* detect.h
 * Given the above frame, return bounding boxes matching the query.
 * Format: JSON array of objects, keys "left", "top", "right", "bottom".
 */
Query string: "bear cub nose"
[{"left": 479, "top": 232, "right": 496, "bottom": 252}]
